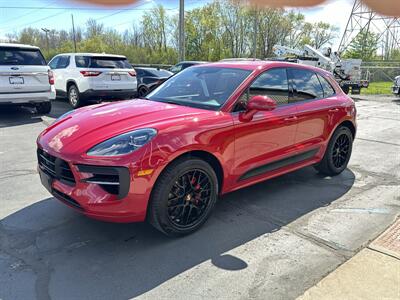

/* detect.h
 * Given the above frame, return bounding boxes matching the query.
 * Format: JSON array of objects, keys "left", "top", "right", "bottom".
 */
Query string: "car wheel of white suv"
[
  {"left": 68, "top": 84, "right": 82, "bottom": 108},
  {"left": 36, "top": 102, "right": 52, "bottom": 114}
]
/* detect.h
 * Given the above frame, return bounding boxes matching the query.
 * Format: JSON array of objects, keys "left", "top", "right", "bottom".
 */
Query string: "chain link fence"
[{"left": 361, "top": 61, "right": 400, "bottom": 82}]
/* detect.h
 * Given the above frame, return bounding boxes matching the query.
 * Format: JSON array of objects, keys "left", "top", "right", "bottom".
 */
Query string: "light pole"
[
  {"left": 71, "top": 14, "right": 77, "bottom": 53},
  {"left": 178, "top": 0, "right": 185, "bottom": 62},
  {"left": 41, "top": 28, "right": 50, "bottom": 55}
]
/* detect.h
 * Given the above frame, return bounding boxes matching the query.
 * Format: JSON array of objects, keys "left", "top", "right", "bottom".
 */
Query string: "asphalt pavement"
[{"left": 0, "top": 96, "right": 399, "bottom": 300}]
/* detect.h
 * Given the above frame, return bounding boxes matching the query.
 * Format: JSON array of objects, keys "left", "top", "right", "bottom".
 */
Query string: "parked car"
[
  {"left": 393, "top": 75, "right": 400, "bottom": 96},
  {"left": 169, "top": 61, "right": 207, "bottom": 74},
  {"left": 37, "top": 61, "right": 356, "bottom": 237},
  {"left": 0, "top": 43, "right": 55, "bottom": 114},
  {"left": 135, "top": 67, "right": 172, "bottom": 97},
  {"left": 48, "top": 53, "right": 137, "bottom": 108},
  {"left": 219, "top": 58, "right": 262, "bottom": 61}
]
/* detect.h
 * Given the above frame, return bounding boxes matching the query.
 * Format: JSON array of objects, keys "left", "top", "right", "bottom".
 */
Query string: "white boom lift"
[{"left": 272, "top": 44, "right": 369, "bottom": 94}]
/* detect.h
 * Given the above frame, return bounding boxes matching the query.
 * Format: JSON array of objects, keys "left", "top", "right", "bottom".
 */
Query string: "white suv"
[
  {"left": 48, "top": 53, "right": 137, "bottom": 108},
  {"left": 0, "top": 43, "right": 55, "bottom": 114}
]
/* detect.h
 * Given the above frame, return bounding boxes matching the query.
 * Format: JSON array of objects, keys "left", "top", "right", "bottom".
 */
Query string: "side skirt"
[{"left": 239, "top": 148, "right": 319, "bottom": 181}]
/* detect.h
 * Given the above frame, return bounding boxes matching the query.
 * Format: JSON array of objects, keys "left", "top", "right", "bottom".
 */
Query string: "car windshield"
[
  {"left": 75, "top": 56, "right": 131, "bottom": 69},
  {"left": 0, "top": 47, "right": 46, "bottom": 65},
  {"left": 146, "top": 66, "right": 251, "bottom": 110}
]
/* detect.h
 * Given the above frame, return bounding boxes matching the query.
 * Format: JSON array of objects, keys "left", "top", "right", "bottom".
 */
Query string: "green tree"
[{"left": 344, "top": 30, "right": 379, "bottom": 60}]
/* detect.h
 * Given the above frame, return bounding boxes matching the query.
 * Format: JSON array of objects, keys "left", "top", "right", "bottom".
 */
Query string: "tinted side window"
[
  {"left": 170, "top": 64, "right": 182, "bottom": 73},
  {"left": 75, "top": 55, "right": 89, "bottom": 67},
  {"left": 290, "top": 69, "right": 324, "bottom": 101},
  {"left": 56, "top": 56, "right": 70, "bottom": 69},
  {"left": 48, "top": 57, "right": 59, "bottom": 69},
  {"left": 235, "top": 68, "right": 289, "bottom": 111},
  {"left": 317, "top": 74, "right": 335, "bottom": 97},
  {"left": 135, "top": 69, "right": 144, "bottom": 77}
]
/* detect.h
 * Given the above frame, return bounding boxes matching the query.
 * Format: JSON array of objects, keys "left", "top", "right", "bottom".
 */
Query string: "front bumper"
[
  {"left": 37, "top": 147, "right": 156, "bottom": 223},
  {"left": 392, "top": 86, "right": 400, "bottom": 95},
  {"left": 80, "top": 89, "right": 137, "bottom": 100}
]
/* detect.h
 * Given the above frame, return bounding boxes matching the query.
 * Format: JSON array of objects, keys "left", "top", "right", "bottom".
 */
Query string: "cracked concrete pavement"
[{"left": 0, "top": 96, "right": 399, "bottom": 300}]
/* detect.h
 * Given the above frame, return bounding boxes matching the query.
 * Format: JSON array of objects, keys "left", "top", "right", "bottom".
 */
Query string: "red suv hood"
[{"left": 38, "top": 99, "right": 215, "bottom": 154}]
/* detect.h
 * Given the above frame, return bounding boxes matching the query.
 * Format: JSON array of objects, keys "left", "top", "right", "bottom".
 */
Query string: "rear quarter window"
[
  {"left": 0, "top": 47, "right": 46, "bottom": 66},
  {"left": 317, "top": 73, "right": 336, "bottom": 97}
]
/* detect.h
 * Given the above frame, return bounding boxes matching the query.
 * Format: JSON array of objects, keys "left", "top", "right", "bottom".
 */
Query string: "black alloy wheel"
[
  {"left": 332, "top": 133, "right": 350, "bottom": 169},
  {"left": 167, "top": 169, "right": 212, "bottom": 228},
  {"left": 148, "top": 158, "right": 218, "bottom": 237},
  {"left": 314, "top": 126, "right": 353, "bottom": 176}
]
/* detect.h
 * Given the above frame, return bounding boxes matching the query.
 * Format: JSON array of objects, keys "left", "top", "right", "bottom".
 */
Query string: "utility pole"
[
  {"left": 41, "top": 28, "right": 50, "bottom": 56},
  {"left": 178, "top": 0, "right": 185, "bottom": 62},
  {"left": 252, "top": 9, "right": 258, "bottom": 59},
  {"left": 71, "top": 14, "right": 77, "bottom": 53}
]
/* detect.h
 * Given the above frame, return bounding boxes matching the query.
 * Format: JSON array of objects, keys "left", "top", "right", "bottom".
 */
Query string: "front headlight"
[{"left": 87, "top": 128, "right": 157, "bottom": 156}]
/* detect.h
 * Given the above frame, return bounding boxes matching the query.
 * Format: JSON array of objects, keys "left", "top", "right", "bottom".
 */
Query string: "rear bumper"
[
  {"left": 80, "top": 89, "right": 137, "bottom": 100},
  {"left": 0, "top": 88, "right": 56, "bottom": 105}
]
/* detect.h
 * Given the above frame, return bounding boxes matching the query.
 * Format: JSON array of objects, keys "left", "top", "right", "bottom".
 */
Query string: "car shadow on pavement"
[
  {"left": 0, "top": 106, "right": 43, "bottom": 128},
  {"left": 0, "top": 167, "right": 355, "bottom": 299}
]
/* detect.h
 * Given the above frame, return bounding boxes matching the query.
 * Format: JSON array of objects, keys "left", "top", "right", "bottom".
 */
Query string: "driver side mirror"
[{"left": 241, "top": 95, "right": 277, "bottom": 121}]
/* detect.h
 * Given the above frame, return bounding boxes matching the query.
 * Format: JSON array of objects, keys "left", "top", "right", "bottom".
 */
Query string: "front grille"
[{"left": 37, "top": 148, "right": 76, "bottom": 186}]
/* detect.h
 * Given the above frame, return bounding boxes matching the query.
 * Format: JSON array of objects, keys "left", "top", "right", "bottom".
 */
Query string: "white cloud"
[{"left": 299, "top": 0, "right": 354, "bottom": 50}]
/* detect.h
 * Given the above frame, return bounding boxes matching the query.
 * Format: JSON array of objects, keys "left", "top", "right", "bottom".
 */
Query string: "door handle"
[
  {"left": 329, "top": 108, "right": 339, "bottom": 112},
  {"left": 284, "top": 116, "right": 298, "bottom": 122}
]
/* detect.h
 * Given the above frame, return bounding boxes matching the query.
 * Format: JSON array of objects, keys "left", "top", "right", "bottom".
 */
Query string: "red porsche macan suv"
[{"left": 37, "top": 61, "right": 356, "bottom": 236}]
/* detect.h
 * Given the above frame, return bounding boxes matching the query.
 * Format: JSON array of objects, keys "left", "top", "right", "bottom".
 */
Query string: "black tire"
[
  {"left": 314, "top": 126, "right": 353, "bottom": 176},
  {"left": 342, "top": 86, "right": 350, "bottom": 94},
  {"left": 138, "top": 86, "right": 149, "bottom": 98},
  {"left": 68, "top": 84, "right": 82, "bottom": 108},
  {"left": 148, "top": 158, "right": 218, "bottom": 237},
  {"left": 35, "top": 102, "right": 52, "bottom": 114}
]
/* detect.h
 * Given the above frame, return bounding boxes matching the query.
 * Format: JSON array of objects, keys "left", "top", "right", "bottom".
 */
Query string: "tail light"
[
  {"left": 48, "top": 70, "right": 54, "bottom": 85},
  {"left": 80, "top": 71, "right": 102, "bottom": 77},
  {"left": 128, "top": 71, "right": 136, "bottom": 77}
]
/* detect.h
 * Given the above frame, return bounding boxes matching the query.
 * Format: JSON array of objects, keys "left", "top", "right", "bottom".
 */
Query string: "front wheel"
[
  {"left": 148, "top": 158, "right": 218, "bottom": 237},
  {"left": 314, "top": 126, "right": 353, "bottom": 176},
  {"left": 138, "top": 86, "right": 149, "bottom": 98},
  {"left": 36, "top": 102, "right": 52, "bottom": 114}
]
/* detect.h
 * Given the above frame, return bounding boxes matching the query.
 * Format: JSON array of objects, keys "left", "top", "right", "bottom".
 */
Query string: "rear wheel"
[
  {"left": 68, "top": 84, "right": 82, "bottom": 108},
  {"left": 314, "top": 126, "right": 353, "bottom": 176},
  {"left": 148, "top": 158, "right": 218, "bottom": 237},
  {"left": 35, "top": 102, "right": 52, "bottom": 114}
]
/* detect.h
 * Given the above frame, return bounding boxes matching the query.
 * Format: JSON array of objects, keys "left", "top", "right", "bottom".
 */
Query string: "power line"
[
  {"left": 0, "top": 0, "right": 58, "bottom": 24},
  {"left": 94, "top": 0, "right": 149, "bottom": 22},
  {"left": 0, "top": 6, "right": 162, "bottom": 11},
  {"left": 0, "top": 11, "right": 66, "bottom": 31}
]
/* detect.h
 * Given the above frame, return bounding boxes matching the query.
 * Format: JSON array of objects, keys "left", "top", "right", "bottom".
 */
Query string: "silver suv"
[{"left": 0, "top": 43, "right": 55, "bottom": 114}]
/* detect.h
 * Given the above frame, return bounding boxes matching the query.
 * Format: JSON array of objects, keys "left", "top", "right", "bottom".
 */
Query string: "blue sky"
[{"left": 0, "top": 0, "right": 354, "bottom": 49}]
